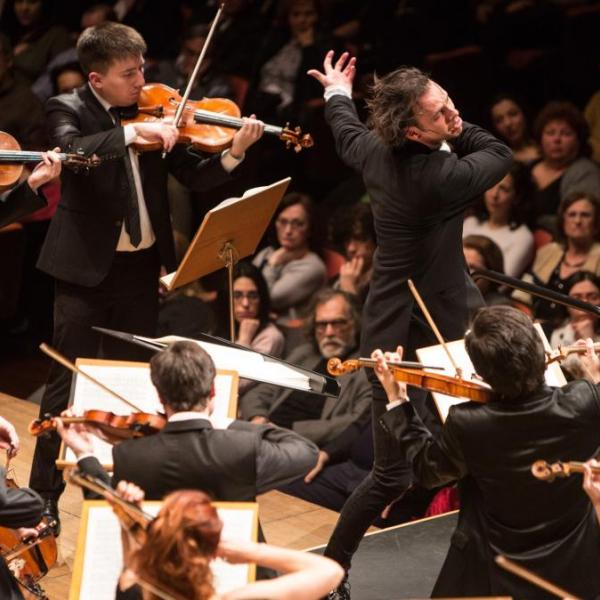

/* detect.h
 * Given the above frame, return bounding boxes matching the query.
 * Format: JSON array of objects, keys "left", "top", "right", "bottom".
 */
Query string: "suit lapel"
[{"left": 80, "top": 85, "right": 117, "bottom": 131}]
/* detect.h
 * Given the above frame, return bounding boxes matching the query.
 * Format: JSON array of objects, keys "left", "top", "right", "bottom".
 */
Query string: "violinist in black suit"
[
  {"left": 308, "top": 52, "right": 513, "bottom": 597},
  {"left": 375, "top": 306, "right": 600, "bottom": 599},
  {"left": 0, "top": 149, "right": 61, "bottom": 229},
  {"left": 29, "top": 21, "right": 264, "bottom": 531}
]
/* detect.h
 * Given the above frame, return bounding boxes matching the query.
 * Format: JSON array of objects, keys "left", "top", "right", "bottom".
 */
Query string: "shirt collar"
[
  {"left": 88, "top": 82, "right": 112, "bottom": 113},
  {"left": 168, "top": 410, "right": 211, "bottom": 423}
]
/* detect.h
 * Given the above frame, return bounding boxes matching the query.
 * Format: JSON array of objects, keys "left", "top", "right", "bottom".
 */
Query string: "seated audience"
[
  {"left": 585, "top": 88, "right": 600, "bottom": 164},
  {"left": 1, "top": 0, "right": 71, "bottom": 84},
  {"left": 0, "top": 33, "right": 46, "bottom": 149},
  {"left": 513, "top": 192, "right": 600, "bottom": 330},
  {"left": 529, "top": 101, "right": 600, "bottom": 231},
  {"left": 49, "top": 60, "right": 84, "bottom": 95},
  {"left": 330, "top": 202, "right": 375, "bottom": 302},
  {"left": 463, "top": 162, "right": 535, "bottom": 277},
  {"left": 241, "top": 288, "right": 371, "bottom": 447},
  {"left": 111, "top": 484, "right": 343, "bottom": 600},
  {"left": 489, "top": 93, "right": 539, "bottom": 164},
  {"left": 463, "top": 235, "right": 510, "bottom": 307},
  {"left": 253, "top": 193, "right": 326, "bottom": 321}
]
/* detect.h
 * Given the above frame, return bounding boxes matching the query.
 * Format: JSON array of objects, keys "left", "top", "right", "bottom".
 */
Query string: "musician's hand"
[
  {"left": 0, "top": 415, "right": 19, "bottom": 458},
  {"left": 114, "top": 480, "right": 145, "bottom": 507},
  {"left": 16, "top": 526, "right": 40, "bottom": 542},
  {"left": 133, "top": 121, "right": 179, "bottom": 152},
  {"left": 372, "top": 346, "right": 408, "bottom": 404},
  {"left": 27, "top": 147, "right": 62, "bottom": 192},
  {"left": 576, "top": 338, "right": 600, "bottom": 384},
  {"left": 583, "top": 459, "right": 600, "bottom": 515},
  {"left": 250, "top": 415, "right": 269, "bottom": 425},
  {"left": 55, "top": 411, "right": 94, "bottom": 459},
  {"left": 304, "top": 450, "right": 329, "bottom": 483},
  {"left": 308, "top": 50, "right": 356, "bottom": 92},
  {"left": 230, "top": 114, "right": 264, "bottom": 157}
]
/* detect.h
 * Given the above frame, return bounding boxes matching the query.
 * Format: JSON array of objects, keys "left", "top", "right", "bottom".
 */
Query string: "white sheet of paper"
[
  {"left": 62, "top": 360, "right": 237, "bottom": 467},
  {"left": 74, "top": 503, "right": 256, "bottom": 599},
  {"left": 416, "top": 326, "right": 567, "bottom": 422}
]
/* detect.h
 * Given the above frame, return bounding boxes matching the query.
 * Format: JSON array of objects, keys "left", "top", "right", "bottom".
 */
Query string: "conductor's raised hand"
[
  {"left": 308, "top": 50, "right": 356, "bottom": 92},
  {"left": 371, "top": 346, "right": 408, "bottom": 404}
]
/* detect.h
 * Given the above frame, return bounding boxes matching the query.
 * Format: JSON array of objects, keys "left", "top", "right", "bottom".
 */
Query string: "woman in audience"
[
  {"left": 529, "top": 101, "right": 600, "bottom": 231},
  {"left": 463, "top": 162, "right": 535, "bottom": 277},
  {"left": 489, "top": 93, "right": 539, "bottom": 164},
  {"left": 462, "top": 234, "right": 509, "bottom": 308},
  {"left": 113, "top": 485, "right": 344, "bottom": 600},
  {"left": 550, "top": 271, "right": 600, "bottom": 347},
  {"left": 253, "top": 193, "right": 326, "bottom": 321},
  {"left": 513, "top": 192, "right": 600, "bottom": 330},
  {"left": 1, "top": 0, "right": 71, "bottom": 83}
]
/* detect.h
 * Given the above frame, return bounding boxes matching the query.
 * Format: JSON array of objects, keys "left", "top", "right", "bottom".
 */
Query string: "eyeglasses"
[
  {"left": 564, "top": 210, "right": 594, "bottom": 220},
  {"left": 571, "top": 292, "right": 600, "bottom": 302},
  {"left": 314, "top": 318, "right": 349, "bottom": 333},
  {"left": 233, "top": 291, "right": 260, "bottom": 302},
  {"left": 276, "top": 217, "right": 307, "bottom": 230}
]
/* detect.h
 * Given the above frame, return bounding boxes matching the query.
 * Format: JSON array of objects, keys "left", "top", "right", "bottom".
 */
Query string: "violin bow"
[
  {"left": 407, "top": 279, "right": 463, "bottom": 379},
  {"left": 495, "top": 555, "right": 580, "bottom": 599},
  {"left": 39, "top": 343, "right": 146, "bottom": 413},
  {"left": 165, "top": 3, "right": 225, "bottom": 158}
]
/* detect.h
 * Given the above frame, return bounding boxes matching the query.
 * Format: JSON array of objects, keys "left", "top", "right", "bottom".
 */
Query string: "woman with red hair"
[{"left": 113, "top": 484, "right": 343, "bottom": 600}]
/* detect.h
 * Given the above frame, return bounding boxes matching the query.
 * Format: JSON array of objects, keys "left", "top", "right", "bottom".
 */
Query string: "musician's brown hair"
[
  {"left": 77, "top": 22, "right": 146, "bottom": 74},
  {"left": 133, "top": 490, "right": 222, "bottom": 600},
  {"left": 465, "top": 306, "right": 545, "bottom": 401},
  {"left": 366, "top": 66, "right": 430, "bottom": 147}
]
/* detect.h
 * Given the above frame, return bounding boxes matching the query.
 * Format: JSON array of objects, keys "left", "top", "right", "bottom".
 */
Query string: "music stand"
[{"left": 160, "top": 177, "right": 290, "bottom": 340}]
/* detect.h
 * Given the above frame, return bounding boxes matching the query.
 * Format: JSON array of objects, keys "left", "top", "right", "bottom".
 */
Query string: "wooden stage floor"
[{"left": 0, "top": 393, "right": 355, "bottom": 599}]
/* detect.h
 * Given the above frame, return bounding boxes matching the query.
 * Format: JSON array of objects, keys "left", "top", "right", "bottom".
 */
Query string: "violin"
[
  {"left": 531, "top": 459, "right": 599, "bottom": 482},
  {"left": 545, "top": 342, "right": 600, "bottom": 365},
  {"left": 327, "top": 357, "right": 492, "bottom": 403},
  {"left": 29, "top": 410, "right": 166, "bottom": 443},
  {"left": 0, "top": 463, "right": 57, "bottom": 599},
  {"left": 123, "top": 83, "right": 314, "bottom": 154},
  {"left": 0, "top": 131, "right": 100, "bottom": 192}
]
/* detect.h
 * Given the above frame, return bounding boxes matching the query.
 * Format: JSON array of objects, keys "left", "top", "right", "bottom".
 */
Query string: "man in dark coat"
[
  {"left": 29, "top": 21, "right": 264, "bottom": 526},
  {"left": 375, "top": 306, "right": 600, "bottom": 599},
  {"left": 308, "top": 52, "right": 513, "bottom": 596}
]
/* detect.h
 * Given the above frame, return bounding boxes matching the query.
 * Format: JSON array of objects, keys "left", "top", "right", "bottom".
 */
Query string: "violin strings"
[{"left": 191, "top": 109, "right": 282, "bottom": 135}]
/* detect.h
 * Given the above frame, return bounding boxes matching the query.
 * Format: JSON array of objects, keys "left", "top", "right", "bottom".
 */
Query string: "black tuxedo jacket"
[
  {"left": 37, "top": 85, "right": 233, "bottom": 287},
  {"left": 325, "top": 96, "right": 513, "bottom": 355},
  {"left": 0, "top": 182, "right": 46, "bottom": 229},
  {"left": 78, "top": 418, "right": 318, "bottom": 502},
  {"left": 380, "top": 381, "right": 600, "bottom": 598}
]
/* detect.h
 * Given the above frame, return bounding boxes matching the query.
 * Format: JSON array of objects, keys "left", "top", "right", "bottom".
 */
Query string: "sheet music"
[
  {"left": 416, "top": 327, "right": 567, "bottom": 422},
  {"left": 213, "top": 184, "right": 269, "bottom": 209},
  {"left": 62, "top": 360, "right": 237, "bottom": 467},
  {"left": 139, "top": 335, "right": 312, "bottom": 390},
  {"left": 73, "top": 502, "right": 257, "bottom": 599}
]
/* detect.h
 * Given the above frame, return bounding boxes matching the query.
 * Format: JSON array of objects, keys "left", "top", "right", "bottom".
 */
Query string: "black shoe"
[
  {"left": 41, "top": 498, "right": 61, "bottom": 537},
  {"left": 327, "top": 573, "right": 350, "bottom": 600}
]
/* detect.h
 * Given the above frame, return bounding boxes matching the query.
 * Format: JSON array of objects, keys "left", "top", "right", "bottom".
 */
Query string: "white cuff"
[
  {"left": 324, "top": 85, "right": 352, "bottom": 102},
  {"left": 385, "top": 397, "right": 408, "bottom": 411},
  {"left": 123, "top": 123, "right": 138, "bottom": 146},
  {"left": 76, "top": 452, "right": 96, "bottom": 462},
  {"left": 221, "top": 148, "right": 244, "bottom": 172}
]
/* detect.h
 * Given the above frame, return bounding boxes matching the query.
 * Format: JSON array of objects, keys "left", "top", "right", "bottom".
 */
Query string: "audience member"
[
  {"left": 241, "top": 288, "right": 370, "bottom": 447},
  {"left": 488, "top": 93, "right": 539, "bottom": 164},
  {"left": 584, "top": 88, "right": 600, "bottom": 165},
  {"left": 1, "top": 0, "right": 71, "bottom": 84},
  {"left": 529, "top": 101, "right": 600, "bottom": 231},
  {"left": 49, "top": 60, "right": 84, "bottom": 94},
  {"left": 550, "top": 271, "right": 600, "bottom": 348},
  {"left": 0, "top": 32, "right": 46, "bottom": 148},
  {"left": 110, "top": 485, "right": 343, "bottom": 600},
  {"left": 514, "top": 192, "right": 600, "bottom": 330},
  {"left": 253, "top": 193, "right": 326, "bottom": 321},
  {"left": 462, "top": 234, "right": 510, "bottom": 307},
  {"left": 463, "top": 162, "right": 535, "bottom": 277},
  {"left": 330, "top": 202, "right": 375, "bottom": 302}
]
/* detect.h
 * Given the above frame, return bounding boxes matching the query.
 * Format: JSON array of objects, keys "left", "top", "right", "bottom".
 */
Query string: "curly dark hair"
[
  {"left": 366, "top": 66, "right": 431, "bottom": 147},
  {"left": 533, "top": 100, "right": 591, "bottom": 158},
  {"left": 233, "top": 260, "right": 271, "bottom": 330}
]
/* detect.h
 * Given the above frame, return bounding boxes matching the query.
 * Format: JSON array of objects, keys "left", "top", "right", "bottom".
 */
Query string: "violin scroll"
[
  {"left": 531, "top": 460, "right": 571, "bottom": 482},
  {"left": 327, "top": 358, "right": 360, "bottom": 376},
  {"left": 280, "top": 125, "right": 314, "bottom": 153}
]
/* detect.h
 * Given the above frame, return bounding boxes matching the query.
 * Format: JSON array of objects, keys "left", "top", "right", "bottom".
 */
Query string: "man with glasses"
[
  {"left": 240, "top": 287, "right": 371, "bottom": 449},
  {"left": 309, "top": 52, "right": 513, "bottom": 598}
]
